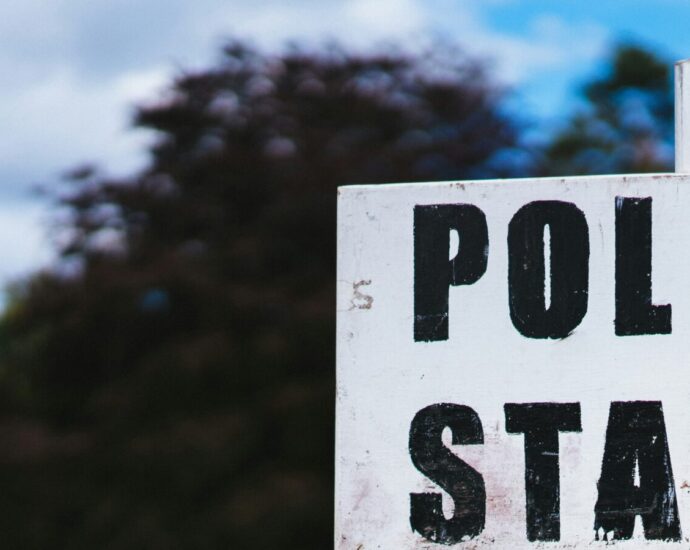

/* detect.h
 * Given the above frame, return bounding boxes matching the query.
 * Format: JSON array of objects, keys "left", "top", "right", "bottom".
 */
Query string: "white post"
[{"left": 675, "top": 59, "right": 690, "bottom": 172}]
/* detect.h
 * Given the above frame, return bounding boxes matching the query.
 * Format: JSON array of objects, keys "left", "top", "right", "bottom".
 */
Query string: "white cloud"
[
  {"left": 199, "top": 0, "right": 429, "bottom": 51},
  {"left": 0, "top": 61, "right": 168, "bottom": 294},
  {"left": 0, "top": 65, "right": 168, "bottom": 191},
  {"left": 191, "top": 1, "right": 608, "bottom": 86},
  {"left": 0, "top": 1, "right": 610, "bottom": 193},
  {"left": 424, "top": 2, "right": 608, "bottom": 85},
  {"left": 0, "top": 0, "right": 612, "bottom": 289},
  {"left": 0, "top": 200, "right": 52, "bottom": 282}
]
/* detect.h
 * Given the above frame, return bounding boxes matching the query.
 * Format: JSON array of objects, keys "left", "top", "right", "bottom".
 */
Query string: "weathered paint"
[{"left": 336, "top": 174, "right": 690, "bottom": 548}]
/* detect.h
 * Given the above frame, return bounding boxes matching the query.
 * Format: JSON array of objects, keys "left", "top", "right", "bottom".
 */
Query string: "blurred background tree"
[
  {"left": 0, "top": 38, "right": 674, "bottom": 549},
  {"left": 0, "top": 42, "right": 520, "bottom": 549},
  {"left": 543, "top": 43, "right": 674, "bottom": 175}
]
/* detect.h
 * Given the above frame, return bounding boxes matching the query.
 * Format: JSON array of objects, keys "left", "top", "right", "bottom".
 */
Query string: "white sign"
[{"left": 336, "top": 173, "right": 690, "bottom": 548}]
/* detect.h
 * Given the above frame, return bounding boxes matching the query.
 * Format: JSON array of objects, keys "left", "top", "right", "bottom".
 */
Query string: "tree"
[
  {"left": 0, "top": 42, "right": 520, "bottom": 549},
  {"left": 543, "top": 43, "right": 674, "bottom": 176}
]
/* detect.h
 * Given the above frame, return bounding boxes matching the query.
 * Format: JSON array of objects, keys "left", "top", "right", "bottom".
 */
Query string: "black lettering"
[
  {"left": 508, "top": 201, "right": 589, "bottom": 339},
  {"left": 409, "top": 403, "right": 485, "bottom": 543},
  {"left": 615, "top": 197, "right": 671, "bottom": 335},
  {"left": 504, "top": 402, "right": 582, "bottom": 541},
  {"left": 594, "top": 401, "right": 681, "bottom": 541},
  {"left": 414, "top": 204, "right": 488, "bottom": 342}
]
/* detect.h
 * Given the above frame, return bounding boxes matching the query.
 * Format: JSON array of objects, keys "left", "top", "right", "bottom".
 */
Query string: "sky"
[{"left": 3, "top": 0, "right": 690, "bottom": 290}]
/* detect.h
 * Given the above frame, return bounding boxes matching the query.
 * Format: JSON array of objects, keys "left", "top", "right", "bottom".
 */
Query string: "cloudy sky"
[{"left": 2, "top": 0, "right": 690, "bottom": 287}]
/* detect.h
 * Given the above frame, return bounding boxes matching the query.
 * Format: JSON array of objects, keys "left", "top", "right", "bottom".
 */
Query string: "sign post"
[
  {"left": 676, "top": 58, "right": 690, "bottom": 172},
  {"left": 336, "top": 59, "right": 690, "bottom": 548}
]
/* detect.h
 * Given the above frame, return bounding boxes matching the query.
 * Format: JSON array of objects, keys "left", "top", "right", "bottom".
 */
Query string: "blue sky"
[{"left": 2, "top": 0, "right": 690, "bottom": 288}]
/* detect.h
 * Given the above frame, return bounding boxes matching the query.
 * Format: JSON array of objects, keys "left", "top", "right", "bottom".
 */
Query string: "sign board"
[{"left": 336, "top": 173, "right": 690, "bottom": 547}]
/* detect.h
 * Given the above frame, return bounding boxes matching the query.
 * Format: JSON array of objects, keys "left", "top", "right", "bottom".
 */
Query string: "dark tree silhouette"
[
  {"left": 0, "top": 42, "right": 519, "bottom": 549},
  {"left": 543, "top": 43, "right": 674, "bottom": 176}
]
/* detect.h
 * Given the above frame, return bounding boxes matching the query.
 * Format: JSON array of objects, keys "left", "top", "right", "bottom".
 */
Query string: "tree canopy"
[
  {"left": 543, "top": 43, "right": 674, "bottom": 175},
  {"left": 0, "top": 42, "right": 520, "bottom": 549},
  {"left": 0, "top": 38, "right": 675, "bottom": 549}
]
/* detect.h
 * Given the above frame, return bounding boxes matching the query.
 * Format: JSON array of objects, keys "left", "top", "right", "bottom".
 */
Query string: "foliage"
[
  {"left": 543, "top": 43, "right": 674, "bottom": 175},
  {"left": 0, "top": 42, "right": 519, "bottom": 549}
]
